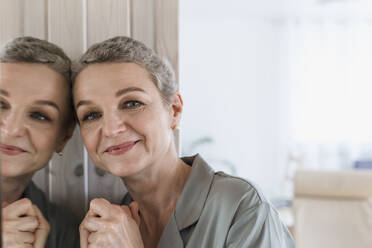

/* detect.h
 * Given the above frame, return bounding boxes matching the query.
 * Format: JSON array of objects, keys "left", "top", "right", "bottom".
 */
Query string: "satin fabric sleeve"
[{"left": 225, "top": 196, "right": 295, "bottom": 248}]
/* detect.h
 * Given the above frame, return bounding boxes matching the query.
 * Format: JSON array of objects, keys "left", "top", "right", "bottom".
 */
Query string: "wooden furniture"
[{"left": 293, "top": 169, "right": 372, "bottom": 248}]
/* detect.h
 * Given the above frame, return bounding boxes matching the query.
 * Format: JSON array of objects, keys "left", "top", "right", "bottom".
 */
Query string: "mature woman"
[
  {"left": 0, "top": 37, "right": 79, "bottom": 248},
  {"left": 73, "top": 36, "right": 295, "bottom": 248}
]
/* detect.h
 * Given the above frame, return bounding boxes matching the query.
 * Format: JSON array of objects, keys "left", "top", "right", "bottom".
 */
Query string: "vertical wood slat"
[
  {"left": 48, "top": 0, "right": 86, "bottom": 218},
  {"left": 130, "top": 0, "right": 155, "bottom": 50},
  {"left": 87, "top": 0, "right": 130, "bottom": 45},
  {"left": 0, "top": 0, "right": 23, "bottom": 45},
  {"left": 155, "top": 0, "right": 179, "bottom": 81},
  {"left": 86, "top": 0, "right": 131, "bottom": 205},
  {"left": 48, "top": 0, "right": 84, "bottom": 59},
  {"left": 23, "top": 0, "right": 47, "bottom": 39}
]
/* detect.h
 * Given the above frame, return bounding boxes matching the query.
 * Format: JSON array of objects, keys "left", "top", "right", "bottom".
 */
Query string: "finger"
[
  {"left": 87, "top": 231, "right": 105, "bottom": 244},
  {"left": 82, "top": 216, "right": 108, "bottom": 233},
  {"left": 4, "top": 243, "right": 33, "bottom": 248},
  {"left": 89, "top": 198, "right": 111, "bottom": 218},
  {"left": 20, "top": 231, "right": 35, "bottom": 244},
  {"left": 87, "top": 243, "right": 104, "bottom": 248},
  {"left": 33, "top": 205, "right": 50, "bottom": 230},
  {"left": 3, "top": 216, "right": 39, "bottom": 232},
  {"left": 33, "top": 205, "right": 50, "bottom": 248},
  {"left": 128, "top": 202, "right": 140, "bottom": 226},
  {"left": 2, "top": 230, "right": 35, "bottom": 244},
  {"left": 18, "top": 231, "right": 35, "bottom": 244},
  {"left": 24, "top": 199, "right": 37, "bottom": 216},
  {"left": 86, "top": 208, "right": 97, "bottom": 217},
  {"left": 80, "top": 221, "right": 90, "bottom": 248},
  {"left": 119, "top": 205, "right": 132, "bottom": 217},
  {"left": 88, "top": 232, "right": 118, "bottom": 248},
  {"left": 2, "top": 198, "right": 36, "bottom": 218},
  {"left": 118, "top": 205, "right": 135, "bottom": 224}
]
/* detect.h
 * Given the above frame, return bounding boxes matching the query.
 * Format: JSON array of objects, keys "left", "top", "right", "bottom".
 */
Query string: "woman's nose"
[
  {"left": 0, "top": 112, "right": 26, "bottom": 137},
  {"left": 102, "top": 112, "right": 127, "bottom": 138}
]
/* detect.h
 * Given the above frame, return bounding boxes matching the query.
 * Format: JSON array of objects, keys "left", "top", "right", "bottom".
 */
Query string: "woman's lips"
[
  {"left": 104, "top": 141, "right": 138, "bottom": 156},
  {"left": 0, "top": 144, "right": 26, "bottom": 156}
]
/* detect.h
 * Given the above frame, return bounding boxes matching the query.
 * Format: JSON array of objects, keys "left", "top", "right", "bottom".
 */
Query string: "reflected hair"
[
  {"left": 0, "top": 36, "right": 71, "bottom": 84},
  {"left": 71, "top": 36, "right": 177, "bottom": 105},
  {"left": 0, "top": 36, "right": 74, "bottom": 125}
]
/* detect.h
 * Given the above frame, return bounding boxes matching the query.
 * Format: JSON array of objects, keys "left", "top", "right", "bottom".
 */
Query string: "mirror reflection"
[{"left": 0, "top": 37, "right": 79, "bottom": 248}]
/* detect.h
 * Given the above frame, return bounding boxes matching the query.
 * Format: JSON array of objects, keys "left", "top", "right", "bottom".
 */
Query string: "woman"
[
  {"left": 73, "top": 36, "right": 295, "bottom": 248},
  {"left": 0, "top": 37, "right": 79, "bottom": 248}
]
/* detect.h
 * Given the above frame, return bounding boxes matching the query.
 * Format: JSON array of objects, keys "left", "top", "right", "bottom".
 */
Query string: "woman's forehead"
[
  {"left": 0, "top": 63, "right": 70, "bottom": 104},
  {"left": 77, "top": 62, "right": 151, "bottom": 81},
  {"left": 74, "top": 63, "right": 157, "bottom": 93}
]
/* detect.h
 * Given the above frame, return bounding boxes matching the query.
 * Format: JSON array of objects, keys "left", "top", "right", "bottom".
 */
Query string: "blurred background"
[
  {"left": 2, "top": 0, "right": 372, "bottom": 246},
  {"left": 180, "top": 0, "right": 372, "bottom": 200}
]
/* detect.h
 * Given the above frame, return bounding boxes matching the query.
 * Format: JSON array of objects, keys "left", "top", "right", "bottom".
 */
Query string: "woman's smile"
[
  {"left": 104, "top": 140, "right": 139, "bottom": 156},
  {"left": 0, "top": 143, "right": 27, "bottom": 156}
]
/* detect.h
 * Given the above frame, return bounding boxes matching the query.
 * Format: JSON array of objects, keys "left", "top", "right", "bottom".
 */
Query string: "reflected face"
[
  {"left": 73, "top": 62, "right": 175, "bottom": 177},
  {"left": 0, "top": 63, "right": 71, "bottom": 178}
]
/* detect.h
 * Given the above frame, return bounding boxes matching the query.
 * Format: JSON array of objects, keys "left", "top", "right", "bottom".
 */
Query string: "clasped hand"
[
  {"left": 80, "top": 198, "right": 144, "bottom": 248},
  {"left": 2, "top": 198, "right": 50, "bottom": 248}
]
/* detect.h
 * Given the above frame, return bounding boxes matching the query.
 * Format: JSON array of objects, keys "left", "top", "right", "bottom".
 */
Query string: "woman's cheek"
[{"left": 32, "top": 127, "right": 59, "bottom": 149}]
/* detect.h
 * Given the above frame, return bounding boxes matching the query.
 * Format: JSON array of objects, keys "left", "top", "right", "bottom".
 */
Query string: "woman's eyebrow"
[
  {"left": 75, "top": 100, "right": 92, "bottom": 110},
  {"left": 0, "top": 89, "right": 9, "bottom": 97},
  {"left": 34, "top": 100, "right": 60, "bottom": 112},
  {"left": 115, "top": 87, "right": 145, "bottom": 97},
  {"left": 75, "top": 87, "right": 146, "bottom": 110}
]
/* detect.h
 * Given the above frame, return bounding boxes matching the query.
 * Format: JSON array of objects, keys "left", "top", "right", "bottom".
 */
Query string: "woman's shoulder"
[
  {"left": 184, "top": 154, "right": 269, "bottom": 210},
  {"left": 195, "top": 164, "right": 294, "bottom": 247},
  {"left": 209, "top": 171, "right": 280, "bottom": 225},
  {"left": 209, "top": 170, "right": 268, "bottom": 208}
]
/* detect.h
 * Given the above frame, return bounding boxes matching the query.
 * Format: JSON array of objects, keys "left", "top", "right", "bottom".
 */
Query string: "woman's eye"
[
  {"left": 82, "top": 112, "right": 102, "bottom": 122},
  {"left": 122, "top": 100, "right": 143, "bottom": 109},
  {"left": 30, "top": 112, "right": 50, "bottom": 121},
  {"left": 0, "top": 101, "right": 9, "bottom": 109}
]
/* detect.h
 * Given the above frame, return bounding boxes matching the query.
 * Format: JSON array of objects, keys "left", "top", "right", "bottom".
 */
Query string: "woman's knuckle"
[{"left": 21, "top": 198, "right": 32, "bottom": 207}]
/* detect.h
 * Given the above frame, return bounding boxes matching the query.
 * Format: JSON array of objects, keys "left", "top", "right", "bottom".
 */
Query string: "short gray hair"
[
  {"left": 71, "top": 36, "right": 177, "bottom": 104},
  {"left": 1, "top": 36, "right": 74, "bottom": 125},
  {"left": 0, "top": 36, "right": 71, "bottom": 84}
]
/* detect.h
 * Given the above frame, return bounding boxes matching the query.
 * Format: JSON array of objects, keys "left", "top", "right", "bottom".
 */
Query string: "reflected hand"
[
  {"left": 80, "top": 198, "right": 143, "bottom": 248},
  {"left": 2, "top": 198, "right": 50, "bottom": 248}
]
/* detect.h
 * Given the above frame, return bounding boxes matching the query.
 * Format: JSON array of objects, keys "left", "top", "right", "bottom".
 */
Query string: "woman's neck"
[
  {"left": 2, "top": 175, "right": 33, "bottom": 204},
  {"left": 122, "top": 146, "right": 191, "bottom": 235}
]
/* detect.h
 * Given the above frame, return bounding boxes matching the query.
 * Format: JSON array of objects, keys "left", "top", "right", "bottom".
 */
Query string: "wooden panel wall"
[{"left": 0, "top": 0, "right": 178, "bottom": 219}]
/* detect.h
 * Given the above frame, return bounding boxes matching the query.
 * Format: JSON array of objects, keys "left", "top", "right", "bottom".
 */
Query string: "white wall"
[
  {"left": 179, "top": 2, "right": 293, "bottom": 199},
  {"left": 179, "top": 0, "right": 372, "bottom": 199}
]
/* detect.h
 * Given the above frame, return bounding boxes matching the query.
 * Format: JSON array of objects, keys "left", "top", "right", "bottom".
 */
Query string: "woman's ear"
[
  {"left": 56, "top": 121, "right": 76, "bottom": 153},
  {"left": 169, "top": 93, "right": 183, "bottom": 130}
]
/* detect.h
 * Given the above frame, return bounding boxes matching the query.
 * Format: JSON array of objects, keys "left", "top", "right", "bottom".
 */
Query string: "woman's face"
[
  {"left": 0, "top": 63, "right": 72, "bottom": 178},
  {"left": 73, "top": 62, "right": 180, "bottom": 177}
]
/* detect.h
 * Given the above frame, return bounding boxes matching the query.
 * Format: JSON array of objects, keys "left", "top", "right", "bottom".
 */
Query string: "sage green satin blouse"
[{"left": 122, "top": 154, "right": 295, "bottom": 248}]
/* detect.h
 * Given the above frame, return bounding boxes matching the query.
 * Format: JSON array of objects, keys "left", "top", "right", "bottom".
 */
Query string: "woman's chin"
[
  {"left": 1, "top": 162, "right": 42, "bottom": 179},
  {"left": 101, "top": 161, "right": 146, "bottom": 179},
  {"left": 108, "top": 167, "right": 140, "bottom": 178},
  {"left": 1, "top": 169, "right": 29, "bottom": 179}
]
